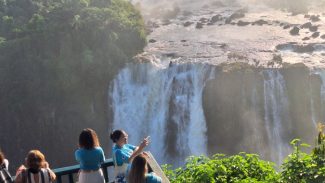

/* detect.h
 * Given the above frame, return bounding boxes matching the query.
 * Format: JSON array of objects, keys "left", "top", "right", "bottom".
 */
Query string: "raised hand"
[{"left": 139, "top": 136, "right": 150, "bottom": 149}]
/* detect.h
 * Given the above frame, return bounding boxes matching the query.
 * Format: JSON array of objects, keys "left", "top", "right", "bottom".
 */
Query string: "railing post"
[
  {"left": 56, "top": 175, "right": 62, "bottom": 183},
  {"left": 68, "top": 173, "right": 74, "bottom": 183},
  {"left": 103, "top": 166, "right": 109, "bottom": 183}
]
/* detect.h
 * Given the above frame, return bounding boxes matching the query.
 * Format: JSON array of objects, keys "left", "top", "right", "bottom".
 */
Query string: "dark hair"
[
  {"left": 0, "top": 150, "right": 4, "bottom": 165},
  {"left": 25, "top": 150, "right": 46, "bottom": 170},
  {"left": 79, "top": 128, "right": 100, "bottom": 149},
  {"left": 128, "top": 154, "right": 147, "bottom": 183},
  {"left": 110, "top": 129, "right": 124, "bottom": 143}
]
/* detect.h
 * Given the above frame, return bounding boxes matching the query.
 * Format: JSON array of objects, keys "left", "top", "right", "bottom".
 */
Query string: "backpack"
[{"left": 0, "top": 163, "right": 13, "bottom": 183}]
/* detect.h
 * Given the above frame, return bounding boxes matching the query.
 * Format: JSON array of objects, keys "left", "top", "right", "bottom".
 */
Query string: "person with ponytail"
[
  {"left": 14, "top": 150, "right": 56, "bottom": 183},
  {"left": 110, "top": 130, "right": 150, "bottom": 183},
  {"left": 128, "top": 154, "right": 161, "bottom": 183}
]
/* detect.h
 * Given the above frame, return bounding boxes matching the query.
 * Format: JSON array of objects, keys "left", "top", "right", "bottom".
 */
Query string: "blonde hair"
[{"left": 25, "top": 150, "right": 46, "bottom": 170}]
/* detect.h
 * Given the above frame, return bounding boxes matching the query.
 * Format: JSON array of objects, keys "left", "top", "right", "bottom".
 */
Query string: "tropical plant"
[{"left": 164, "top": 123, "right": 325, "bottom": 183}]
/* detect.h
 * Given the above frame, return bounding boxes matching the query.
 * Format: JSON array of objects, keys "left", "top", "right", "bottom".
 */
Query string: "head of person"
[
  {"left": 79, "top": 128, "right": 100, "bottom": 150},
  {"left": 128, "top": 154, "right": 148, "bottom": 183},
  {"left": 0, "top": 149, "right": 4, "bottom": 165},
  {"left": 25, "top": 150, "right": 47, "bottom": 173},
  {"left": 110, "top": 129, "right": 128, "bottom": 146}
]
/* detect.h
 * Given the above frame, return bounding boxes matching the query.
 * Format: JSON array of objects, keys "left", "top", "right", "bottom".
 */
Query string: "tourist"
[
  {"left": 75, "top": 128, "right": 105, "bottom": 183},
  {"left": 128, "top": 153, "right": 162, "bottom": 183},
  {"left": 0, "top": 149, "right": 13, "bottom": 183},
  {"left": 110, "top": 130, "right": 150, "bottom": 183},
  {"left": 14, "top": 150, "right": 56, "bottom": 183}
]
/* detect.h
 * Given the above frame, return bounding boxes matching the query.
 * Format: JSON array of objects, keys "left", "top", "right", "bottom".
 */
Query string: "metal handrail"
[{"left": 53, "top": 158, "right": 114, "bottom": 183}]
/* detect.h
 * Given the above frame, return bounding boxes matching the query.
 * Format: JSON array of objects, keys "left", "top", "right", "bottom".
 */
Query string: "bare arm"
[
  {"left": 14, "top": 172, "right": 23, "bottom": 183},
  {"left": 48, "top": 169, "right": 56, "bottom": 181},
  {"left": 44, "top": 162, "right": 56, "bottom": 181},
  {"left": 128, "top": 137, "right": 150, "bottom": 162}
]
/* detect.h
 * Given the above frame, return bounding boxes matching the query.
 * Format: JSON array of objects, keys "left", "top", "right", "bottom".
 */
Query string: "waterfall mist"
[
  {"left": 131, "top": 0, "right": 323, "bottom": 21},
  {"left": 107, "top": 0, "right": 325, "bottom": 167},
  {"left": 110, "top": 59, "right": 215, "bottom": 166},
  {"left": 110, "top": 59, "right": 325, "bottom": 167}
]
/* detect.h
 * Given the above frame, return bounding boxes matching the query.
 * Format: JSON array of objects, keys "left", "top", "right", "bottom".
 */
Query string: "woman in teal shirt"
[
  {"left": 110, "top": 130, "right": 150, "bottom": 183},
  {"left": 75, "top": 128, "right": 105, "bottom": 183},
  {"left": 128, "top": 154, "right": 162, "bottom": 183}
]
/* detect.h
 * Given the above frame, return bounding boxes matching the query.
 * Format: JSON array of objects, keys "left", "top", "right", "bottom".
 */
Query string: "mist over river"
[{"left": 111, "top": 0, "right": 325, "bottom": 167}]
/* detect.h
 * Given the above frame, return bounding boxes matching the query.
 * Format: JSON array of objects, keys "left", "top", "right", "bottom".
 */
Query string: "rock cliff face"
[
  {"left": 109, "top": 60, "right": 325, "bottom": 166},
  {"left": 203, "top": 63, "right": 321, "bottom": 163}
]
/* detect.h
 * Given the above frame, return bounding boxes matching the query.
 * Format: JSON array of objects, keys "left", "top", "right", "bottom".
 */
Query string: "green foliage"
[
  {"left": 0, "top": 0, "right": 146, "bottom": 166},
  {"left": 313, "top": 123, "right": 325, "bottom": 159},
  {"left": 0, "top": 0, "right": 146, "bottom": 109},
  {"left": 0, "top": 36, "right": 5, "bottom": 44},
  {"left": 164, "top": 153, "right": 280, "bottom": 183},
  {"left": 27, "top": 14, "right": 45, "bottom": 32},
  {"left": 164, "top": 128, "right": 325, "bottom": 183},
  {"left": 280, "top": 139, "right": 315, "bottom": 183},
  {"left": 280, "top": 134, "right": 325, "bottom": 183}
]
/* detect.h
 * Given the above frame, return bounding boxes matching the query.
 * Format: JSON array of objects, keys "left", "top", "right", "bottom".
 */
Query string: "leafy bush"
[
  {"left": 163, "top": 153, "right": 280, "bottom": 183},
  {"left": 164, "top": 124, "right": 325, "bottom": 183},
  {"left": 280, "top": 139, "right": 315, "bottom": 183},
  {"left": 281, "top": 124, "right": 325, "bottom": 183}
]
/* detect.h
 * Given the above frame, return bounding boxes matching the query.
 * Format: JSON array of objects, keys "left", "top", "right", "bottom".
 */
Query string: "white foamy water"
[
  {"left": 110, "top": 59, "right": 215, "bottom": 165},
  {"left": 109, "top": 0, "right": 325, "bottom": 167},
  {"left": 315, "top": 70, "right": 325, "bottom": 123},
  {"left": 263, "top": 70, "right": 291, "bottom": 164}
]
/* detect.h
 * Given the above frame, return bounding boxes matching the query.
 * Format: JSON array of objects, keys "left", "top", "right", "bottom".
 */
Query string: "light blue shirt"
[
  {"left": 112, "top": 144, "right": 136, "bottom": 166},
  {"left": 75, "top": 147, "right": 105, "bottom": 170},
  {"left": 146, "top": 172, "right": 162, "bottom": 183}
]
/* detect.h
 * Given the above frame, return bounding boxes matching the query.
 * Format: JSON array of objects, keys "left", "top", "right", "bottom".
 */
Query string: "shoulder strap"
[
  {"left": 0, "top": 164, "right": 5, "bottom": 170},
  {"left": 0, "top": 166, "right": 13, "bottom": 183},
  {"left": 27, "top": 170, "right": 32, "bottom": 183},
  {"left": 40, "top": 169, "right": 51, "bottom": 183},
  {"left": 0, "top": 170, "right": 5, "bottom": 183},
  {"left": 46, "top": 169, "right": 51, "bottom": 183},
  {"left": 40, "top": 170, "right": 45, "bottom": 183},
  {"left": 21, "top": 170, "right": 26, "bottom": 183}
]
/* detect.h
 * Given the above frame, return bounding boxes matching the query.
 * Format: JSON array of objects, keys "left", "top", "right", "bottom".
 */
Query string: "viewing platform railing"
[{"left": 53, "top": 158, "right": 114, "bottom": 183}]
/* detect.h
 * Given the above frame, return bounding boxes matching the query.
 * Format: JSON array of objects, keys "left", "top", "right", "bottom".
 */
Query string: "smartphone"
[{"left": 146, "top": 136, "right": 151, "bottom": 141}]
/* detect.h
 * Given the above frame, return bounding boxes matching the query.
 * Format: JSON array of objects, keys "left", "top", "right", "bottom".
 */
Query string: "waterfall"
[
  {"left": 110, "top": 60, "right": 215, "bottom": 165},
  {"left": 315, "top": 70, "right": 325, "bottom": 122},
  {"left": 263, "top": 70, "right": 291, "bottom": 165},
  {"left": 309, "top": 76, "right": 317, "bottom": 128},
  {"left": 110, "top": 63, "right": 324, "bottom": 166}
]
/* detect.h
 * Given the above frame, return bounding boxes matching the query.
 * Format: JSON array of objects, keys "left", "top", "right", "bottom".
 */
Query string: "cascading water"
[
  {"left": 110, "top": 58, "right": 325, "bottom": 167},
  {"left": 110, "top": 59, "right": 215, "bottom": 165},
  {"left": 312, "top": 70, "right": 325, "bottom": 124},
  {"left": 263, "top": 70, "right": 291, "bottom": 165},
  {"left": 317, "top": 70, "right": 325, "bottom": 122},
  {"left": 309, "top": 71, "right": 318, "bottom": 128}
]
